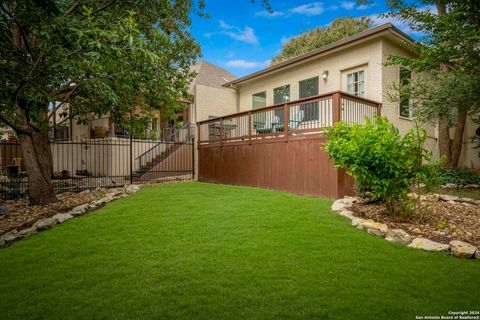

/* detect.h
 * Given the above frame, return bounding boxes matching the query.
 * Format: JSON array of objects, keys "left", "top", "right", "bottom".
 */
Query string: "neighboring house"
[
  {"left": 187, "top": 60, "right": 237, "bottom": 123},
  {"left": 217, "top": 23, "right": 478, "bottom": 169},
  {"left": 55, "top": 60, "right": 237, "bottom": 141}
]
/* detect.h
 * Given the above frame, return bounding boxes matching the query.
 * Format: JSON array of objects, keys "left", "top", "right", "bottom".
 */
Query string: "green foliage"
[
  {"left": 437, "top": 168, "right": 480, "bottom": 186},
  {"left": 271, "top": 17, "right": 371, "bottom": 65},
  {"left": 0, "top": 0, "right": 203, "bottom": 133},
  {"left": 324, "top": 117, "right": 440, "bottom": 216},
  {"left": 379, "top": 1, "right": 480, "bottom": 167}
]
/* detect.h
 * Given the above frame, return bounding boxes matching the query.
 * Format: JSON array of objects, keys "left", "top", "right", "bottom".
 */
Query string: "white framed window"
[
  {"left": 399, "top": 67, "right": 412, "bottom": 118},
  {"left": 346, "top": 70, "right": 365, "bottom": 96},
  {"left": 299, "top": 76, "right": 319, "bottom": 121},
  {"left": 252, "top": 91, "right": 266, "bottom": 109},
  {"left": 273, "top": 85, "right": 290, "bottom": 105}
]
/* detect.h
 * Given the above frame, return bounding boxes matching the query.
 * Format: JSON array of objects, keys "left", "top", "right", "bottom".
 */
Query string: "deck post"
[
  {"left": 197, "top": 123, "right": 201, "bottom": 147},
  {"left": 377, "top": 103, "right": 382, "bottom": 116},
  {"left": 283, "top": 103, "right": 288, "bottom": 137},
  {"left": 220, "top": 118, "right": 224, "bottom": 146},
  {"left": 248, "top": 111, "right": 252, "bottom": 142},
  {"left": 332, "top": 92, "right": 341, "bottom": 124}
]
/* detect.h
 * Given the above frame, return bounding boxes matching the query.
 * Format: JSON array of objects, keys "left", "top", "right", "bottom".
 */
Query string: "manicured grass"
[{"left": 0, "top": 182, "right": 479, "bottom": 320}]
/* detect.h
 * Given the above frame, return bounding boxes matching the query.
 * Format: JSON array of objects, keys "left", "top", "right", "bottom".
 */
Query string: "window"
[
  {"left": 299, "top": 77, "right": 319, "bottom": 121},
  {"left": 346, "top": 70, "right": 365, "bottom": 96},
  {"left": 252, "top": 91, "right": 266, "bottom": 109},
  {"left": 273, "top": 85, "right": 290, "bottom": 122},
  {"left": 252, "top": 91, "right": 267, "bottom": 128},
  {"left": 399, "top": 67, "right": 412, "bottom": 118},
  {"left": 273, "top": 85, "right": 290, "bottom": 104}
]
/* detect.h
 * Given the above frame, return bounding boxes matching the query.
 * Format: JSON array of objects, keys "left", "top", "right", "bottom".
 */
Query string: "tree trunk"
[
  {"left": 450, "top": 109, "right": 468, "bottom": 167},
  {"left": 18, "top": 130, "right": 57, "bottom": 205},
  {"left": 438, "top": 122, "right": 452, "bottom": 166}
]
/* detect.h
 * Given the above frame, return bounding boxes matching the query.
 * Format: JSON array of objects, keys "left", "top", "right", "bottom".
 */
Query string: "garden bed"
[
  {"left": 348, "top": 197, "right": 480, "bottom": 248},
  {"left": 0, "top": 187, "right": 126, "bottom": 236}
]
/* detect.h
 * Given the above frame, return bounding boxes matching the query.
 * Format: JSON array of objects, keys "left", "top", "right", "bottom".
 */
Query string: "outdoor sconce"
[{"left": 322, "top": 70, "right": 329, "bottom": 81}]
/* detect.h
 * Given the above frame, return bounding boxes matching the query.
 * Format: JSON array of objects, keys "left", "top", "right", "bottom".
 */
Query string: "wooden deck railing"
[{"left": 197, "top": 91, "right": 381, "bottom": 145}]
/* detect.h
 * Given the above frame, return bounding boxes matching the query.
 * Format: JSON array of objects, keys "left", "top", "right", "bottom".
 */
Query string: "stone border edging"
[
  {"left": 0, "top": 184, "right": 142, "bottom": 248},
  {"left": 331, "top": 196, "right": 479, "bottom": 259}
]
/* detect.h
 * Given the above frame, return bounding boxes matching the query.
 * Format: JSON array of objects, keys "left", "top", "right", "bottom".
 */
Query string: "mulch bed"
[
  {"left": 0, "top": 188, "right": 121, "bottom": 236},
  {"left": 348, "top": 199, "right": 480, "bottom": 247}
]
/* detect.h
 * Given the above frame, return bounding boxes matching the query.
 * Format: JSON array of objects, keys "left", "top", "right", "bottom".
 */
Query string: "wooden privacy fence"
[{"left": 196, "top": 91, "right": 381, "bottom": 199}]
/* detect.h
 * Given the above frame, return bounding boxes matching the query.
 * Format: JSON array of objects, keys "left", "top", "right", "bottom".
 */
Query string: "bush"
[
  {"left": 437, "top": 168, "right": 480, "bottom": 186},
  {"left": 324, "top": 117, "right": 440, "bottom": 216}
]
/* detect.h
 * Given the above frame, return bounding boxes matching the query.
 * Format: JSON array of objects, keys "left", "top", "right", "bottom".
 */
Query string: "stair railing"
[{"left": 135, "top": 122, "right": 193, "bottom": 170}]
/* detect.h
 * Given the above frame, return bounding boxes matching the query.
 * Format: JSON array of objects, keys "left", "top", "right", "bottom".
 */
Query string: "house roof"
[
  {"left": 223, "top": 23, "right": 415, "bottom": 87},
  {"left": 189, "top": 61, "right": 237, "bottom": 92}
]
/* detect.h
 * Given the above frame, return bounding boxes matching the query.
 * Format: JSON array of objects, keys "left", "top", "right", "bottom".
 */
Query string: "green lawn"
[{"left": 0, "top": 183, "right": 479, "bottom": 320}]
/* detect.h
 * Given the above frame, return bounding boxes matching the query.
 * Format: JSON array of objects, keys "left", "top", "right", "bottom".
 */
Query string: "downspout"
[{"left": 227, "top": 83, "right": 240, "bottom": 113}]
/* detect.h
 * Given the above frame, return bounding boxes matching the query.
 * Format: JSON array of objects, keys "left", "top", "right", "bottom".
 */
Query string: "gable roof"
[
  {"left": 223, "top": 23, "right": 415, "bottom": 87},
  {"left": 189, "top": 61, "right": 237, "bottom": 92}
]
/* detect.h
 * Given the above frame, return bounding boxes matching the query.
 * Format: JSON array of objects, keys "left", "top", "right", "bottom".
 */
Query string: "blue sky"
[{"left": 189, "top": 0, "right": 420, "bottom": 77}]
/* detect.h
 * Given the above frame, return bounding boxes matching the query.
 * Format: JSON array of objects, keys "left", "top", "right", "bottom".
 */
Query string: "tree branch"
[{"left": 91, "top": 0, "right": 117, "bottom": 15}]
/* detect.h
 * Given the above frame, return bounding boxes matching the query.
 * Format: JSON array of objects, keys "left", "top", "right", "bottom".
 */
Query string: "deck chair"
[
  {"left": 274, "top": 109, "right": 305, "bottom": 132},
  {"left": 256, "top": 115, "right": 279, "bottom": 134}
]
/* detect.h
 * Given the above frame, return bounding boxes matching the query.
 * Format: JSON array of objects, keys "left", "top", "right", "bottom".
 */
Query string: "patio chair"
[
  {"left": 273, "top": 109, "right": 305, "bottom": 132},
  {"left": 256, "top": 115, "right": 279, "bottom": 134}
]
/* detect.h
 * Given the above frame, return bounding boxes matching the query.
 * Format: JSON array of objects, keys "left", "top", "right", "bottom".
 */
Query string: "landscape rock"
[
  {"left": 465, "top": 184, "right": 480, "bottom": 189},
  {"left": 475, "top": 250, "right": 480, "bottom": 259},
  {"left": 439, "top": 194, "right": 459, "bottom": 202},
  {"left": 426, "top": 194, "right": 440, "bottom": 202},
  {"left": 385, "top": 229, "right": 412, "bottom": 245},
  {"left": 367, "top": 228, "right": 385, "bottom": 237},
  {"left": 449, "top": 240, "right": 477, "bottom": 259},
  {"left": 339, "top": 210, "right": 354, "bottom": 219},
  {"left": 125, "top": 184, "right": 141, "bottom": 194},
  {"left": 353, "top": 218, "right": 388, "bottom": 235},
  {"left": 33, "top": 217, "right": 58, "bottom": 231},
  {"left": 409, "top": 238, "right": 449, "bottom": 252},
  {"left": 0, "top": 238, "right": 4, "bottom": 247},
  {"left": 70, "top": 204, "right": 89, "bottom": 216},
  {"left": 443, "top": 183, "right": 458, "bottom": 189},
  {"left": 457, "top": 197, "right": 476, "bottom": 205},
  {"left": 331, "top": 200, "right": 346, "bottom": 211},
  {"left": 18, "top": 227, "right": 37, "bottom": 238},
  {"left": 1, "top": 229, "right": 18, "bottom": 242},
  {"left": 52, "top": 213, "right": 73, "bottom": 224}
]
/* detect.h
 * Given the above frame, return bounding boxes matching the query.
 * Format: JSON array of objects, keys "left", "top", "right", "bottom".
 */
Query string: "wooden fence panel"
[{"left": 198, "top": 134, "right": 355, "bottom": 199}]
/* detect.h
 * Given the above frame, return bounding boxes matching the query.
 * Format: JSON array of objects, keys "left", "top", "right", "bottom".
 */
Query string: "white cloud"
[
  {"left": 225, "top": 59, "right": 270, "bottom": 69},
  {"left": 255, "top": 2, "right": 328, "bottom": 18},
  {"left": 290, "top": 2, "right": 325, "bottom": 16},
  {"left": 255, "top": 10, "right": 285, "bottom": 18},
  {"left": 341, "top": 1, "right": 355, "bottom": 10},
  {"left": 367, "top": 5, "right": 437, "bottom": 36},
  {"left": 216, "top": 20, "right": 259, "bottom": 45}
]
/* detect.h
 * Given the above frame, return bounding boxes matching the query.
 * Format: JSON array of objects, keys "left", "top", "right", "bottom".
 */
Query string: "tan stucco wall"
[{"left": 192, "top": 84, "right": 237, "bottom": 123}]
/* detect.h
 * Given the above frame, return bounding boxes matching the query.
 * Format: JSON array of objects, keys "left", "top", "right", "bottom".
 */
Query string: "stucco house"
[
  {"left": 208, "top": 23, "right": 479, "bottom": 168},
  {"left": 196, "top": 23, "right": 480, "bottom": 198}
]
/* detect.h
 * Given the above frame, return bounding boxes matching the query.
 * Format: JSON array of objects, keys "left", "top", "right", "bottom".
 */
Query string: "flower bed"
[{"left": 332, "top": 195, "right": 480, "bottom": 259}]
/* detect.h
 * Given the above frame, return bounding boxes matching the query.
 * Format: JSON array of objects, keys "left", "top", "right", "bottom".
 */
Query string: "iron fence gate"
[{"left": 0, "top": 136, "right": 194, "bottom": 199}]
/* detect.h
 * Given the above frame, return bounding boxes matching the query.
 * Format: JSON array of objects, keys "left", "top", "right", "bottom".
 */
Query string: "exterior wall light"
[{"left": 322, "top": 70, "right": 329, "bottom": 81}]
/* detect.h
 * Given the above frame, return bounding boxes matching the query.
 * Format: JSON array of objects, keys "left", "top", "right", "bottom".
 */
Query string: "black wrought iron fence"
[{"left": 0, "top": 135, "right": 194, "bottom": 199}]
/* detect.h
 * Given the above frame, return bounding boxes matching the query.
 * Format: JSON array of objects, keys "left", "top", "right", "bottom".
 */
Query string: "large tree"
[
  {"left": 381, "top": 0, "right": 480, "bottom": 167},
  {"left": 271, "top": 17, "right": 372, "bottom": 65},
  {"left": 0, "top": 0, "right": 203, "bottom": 204}
]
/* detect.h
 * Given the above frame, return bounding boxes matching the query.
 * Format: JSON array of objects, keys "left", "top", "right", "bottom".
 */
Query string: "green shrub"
[
  {"left": 437, "top": 168, "right": 480, "bottom": 186},
  {"left": 324, "top": 117, "right": 440, "bottom": 216}
]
